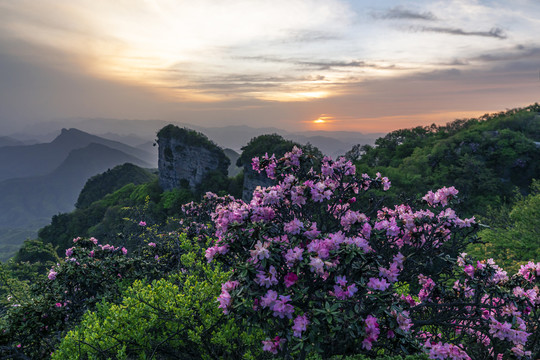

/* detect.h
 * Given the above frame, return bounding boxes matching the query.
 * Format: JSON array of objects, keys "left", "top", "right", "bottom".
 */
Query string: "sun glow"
[{"left": 313, "top": 114, "right": 334, "bottom": 124}]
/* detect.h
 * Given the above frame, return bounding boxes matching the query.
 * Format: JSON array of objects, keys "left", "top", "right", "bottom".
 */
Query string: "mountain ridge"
[{"left": 0, "top": 128, "right": 156, "bottom": 182}]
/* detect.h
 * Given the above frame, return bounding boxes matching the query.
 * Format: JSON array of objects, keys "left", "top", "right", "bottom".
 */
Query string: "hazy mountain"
[
  {"left": 223, "top": 148, "right": 242, "bottom": 177},
  {"left": 97, "top": 132, "right": 154, "bottom": 147},
  {"left": 0, "top": 136, "right": 24, "bottom": 147},
  {"left": 134, "top": 141, "right": 158, "bottom": 161},
  {"left": 0, "top": 142, "right": 151, "bottom": 228},
  {"left": 0, "top": 128, "right": 156, "bottom": 182},
  {"left": 10, "top": 118, "right": 383, "bottom": 158},
  {"left": 197, "top": 125, "right": 381, "bottom": 156},
  {"left": 0, "top": 143, "right": 152, "bottom": 260}
]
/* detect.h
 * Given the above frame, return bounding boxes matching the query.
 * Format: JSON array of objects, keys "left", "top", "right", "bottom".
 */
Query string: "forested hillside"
[{"left": 351, "top": 104, "right": 540, "bottom": 217}]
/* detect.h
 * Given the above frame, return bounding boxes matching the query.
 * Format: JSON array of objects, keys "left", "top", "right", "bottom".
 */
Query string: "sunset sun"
[{"left": 313, "top": 115, "right": 334, "bottom": 125}]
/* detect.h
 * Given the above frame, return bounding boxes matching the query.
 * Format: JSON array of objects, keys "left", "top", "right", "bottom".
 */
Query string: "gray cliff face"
[
  {"left": 157, "top": 126, "right": 229, "bottom": 192},
  {"left": 242, "top": 166, "right": 275, "bottom": 201}
]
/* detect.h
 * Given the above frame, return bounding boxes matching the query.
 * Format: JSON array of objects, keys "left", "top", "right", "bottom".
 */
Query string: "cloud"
[
  {"left": 373, "top": 6, "right": 437, "bottom": 21},
  {"left": 440, "top": 59, "right": 470, "bottom": 66},
  {"left": 235, "top": 56, "right": 400, "bottom": 71},
  {"left": 278, "top": 30, "right": 342, "bottom": 43},
  {"left": 411, "top": 26, "right": 507, "bottom": 39},
  {"left": 473, "top": 45, "right": 540, "bottom": 62},
  {"left": 294, "top": 59, "right": 398, "bottom": 71}
]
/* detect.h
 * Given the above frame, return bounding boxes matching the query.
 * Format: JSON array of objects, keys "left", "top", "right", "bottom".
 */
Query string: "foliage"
[
  {"left": 52, "top": 234, "right": 266, "bottom": 360},
  {"left": 354, "top": 104, "right": 540, "bottom": 217},
  {"left": 8, "top": 239, "right": 60, "bottom": 281},
  {"left": 237, "top": 134, "right": 301, "bottom": 168},
  {"left": 160, "top": 188, "right": 196, "bottom": 215},
  {"left": 202, "top": 147, "right": 539, "bottom": 359},
  {"left": 308, "top": 355, "right": 428, "bottom": 360},
  {"left": 75, "top": 163, "right": 156, "bottom": 209},
  {"left": 35, "top": 182, "right": 158, "bottom": 257},
  {"left": 0, "top": 237, "right": 163, "bottom": 358},
  {"left": 409, "top": 254, "right": 540, "bottom": 360},
  {"left": 157, "top": 125, "right": 221, "bottom": 150},
  {"left": 1, "top": 106, "right": 539, "bottom": 359},
  {"left": 467, "top": 180, "right": 540, "bottom": 273}
]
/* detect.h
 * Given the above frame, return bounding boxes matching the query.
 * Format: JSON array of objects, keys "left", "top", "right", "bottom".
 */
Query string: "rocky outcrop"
[
  {"left": 237, "top": 134, "right": 301, "bottom": 201},
  {"left": 157, "top": 125, "right": 229, "bottom": 192},
  {"left": 242, "top": 167, "right": 275, "bottom": 201}
]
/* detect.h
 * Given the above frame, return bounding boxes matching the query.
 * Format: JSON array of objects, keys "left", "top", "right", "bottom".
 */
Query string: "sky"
[{"left": 0, "top": 0, "right": 539, "bottom": 134}]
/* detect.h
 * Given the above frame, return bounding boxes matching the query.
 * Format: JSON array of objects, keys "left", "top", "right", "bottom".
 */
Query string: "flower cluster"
[
  {"left": 409, "top": 252, "right": 539, "bottom": 359},
  {"left": 201, "top": 148, "right": 528, "bottom": 358},
  {"left": 425, "top": 342, "right": 471, "bottom": 360},
  {"left": 217, "top": 280, "right": 239, "bottom": 314},
  {"left": 422, "top": 186, "right": 459, "bottom": 207}
]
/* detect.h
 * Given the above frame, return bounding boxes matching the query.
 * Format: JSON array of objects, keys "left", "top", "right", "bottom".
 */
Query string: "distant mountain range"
[
  {"left": 0, "top": 142, "right": 151, "bottom": 227},
  {"left": 0, "top": 128, "right": 156, "bottom": 182},
  {"left": 12, "top": 118, "right": 383, "bottom": 158},
  {"left": 0, "top": 136, "right": 24, "bottom": 147}
]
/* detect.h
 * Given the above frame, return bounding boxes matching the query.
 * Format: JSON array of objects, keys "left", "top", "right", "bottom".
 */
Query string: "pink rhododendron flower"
[
  {"left": 260, "top": 290, "right": 278, "bottom": 308},
  {"left": 422, "top": 186, "right": 459, "bottom": 207},
  {"left": 272, "top": 295, "right": 294, "bottom": 319},
  {"left": 205, "top": 244, "right": 229, "bottom": 262},
  {"left": 284, "top": 247, "right": 303, "bottom": 266},
  {"left": 463, "top": 264, "right": 475, "bottom": 278},
  {"left": 292, "top": 314, "right": 309, "bottom": 337},
  {"left": 283, "top": 272, "right": 298, "bottom": 288},
  {"left": 65, "top": 248, "right": 74, "bottom": 257},
  {"left": 367, "top": 277, "right": 390, "bottom": 291},
  {"left": 283, "top": 218, "right": 304, "bottom": 235},
  {"left": 262, "top": 336, "right": 285, "bottom": 354},
  {"left": 309, "top": 257, "right": 325, "bottom": 275},
  {"left": 336, "top": 275, "right": 347, "bottom": 287},
  {"left": 425, "top": 341, "right": 471, "bottom": 360},
  {"left": 255, "top": 266, "right": 279, "bottom": 288},
  {"left": 48, "top": 270, "right": 57, "bottom": 280},
  {"left": 396, "top": 310, "right": 413, "bottom": 332},
  {"left": 249, "top": 240, "right": 270, "bottom": 261},
  {"left": 217, "top": 281, "right": 239, "bottom": 314},
  {"left": 138, "top": 221, "right": 146, "bottom": 226},
  {"left": 303, "top": 222, "right": 321, "bottom": 239},
  {"left": 362, "top": 315, "right": 380, "bottom": 350},
  {"left": 148, "top": 242, "right": 156, "bottom": 247}
]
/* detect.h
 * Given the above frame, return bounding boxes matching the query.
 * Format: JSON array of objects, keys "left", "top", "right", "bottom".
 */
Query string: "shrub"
[
  {"left": 52, "top": 235, "right": 266, "bottom": 360},
  {"left": 204, "top": 147, "right": 539, "bottom": 359},
  {"left": 0, "top": 237, "right": 162, "bottom": 358}
]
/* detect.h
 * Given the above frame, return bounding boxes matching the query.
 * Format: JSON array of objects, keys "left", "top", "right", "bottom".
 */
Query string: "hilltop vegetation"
[
  {"left": 75, "top": 163, "right": 157, "bottom": 209},
  {"left": 352, "top": 104, "right": 540, "bottom": 217}
]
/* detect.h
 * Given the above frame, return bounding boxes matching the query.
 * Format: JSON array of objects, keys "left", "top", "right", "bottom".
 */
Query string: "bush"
[
  {"left": 204, "top": 147, "right": 539, "bottom": 359},
  {"left": 52, "top": 235, "right": 265, "bottom": 360},
  {"left": 0, "top": 237, "right": 162, "bottom": 358}
]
